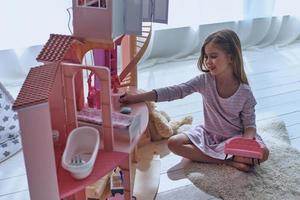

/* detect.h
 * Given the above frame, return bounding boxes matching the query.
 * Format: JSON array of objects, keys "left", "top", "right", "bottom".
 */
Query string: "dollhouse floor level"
[{"left": 58, "top": 150, "right": 128, "bottom": 198}]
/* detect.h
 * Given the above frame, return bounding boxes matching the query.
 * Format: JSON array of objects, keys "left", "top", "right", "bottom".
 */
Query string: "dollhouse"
[{"left": 12, "top": 0, "right": 168, "bottom": 200}]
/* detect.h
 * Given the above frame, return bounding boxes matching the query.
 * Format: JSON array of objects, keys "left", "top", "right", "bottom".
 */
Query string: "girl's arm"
[
  {"left": 119, "top": 90, "right": 157, "bottom": 104},
  {"left": 243, "top": 127, "right": 256, "bottom": 139}
]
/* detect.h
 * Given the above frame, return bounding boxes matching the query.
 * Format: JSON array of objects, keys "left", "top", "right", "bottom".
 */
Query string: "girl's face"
[{"left": 204, "top": 42, "right": 232, "bottom": 77}]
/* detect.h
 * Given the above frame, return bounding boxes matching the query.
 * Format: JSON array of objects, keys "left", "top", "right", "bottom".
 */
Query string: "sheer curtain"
[
  {"left": 0, "top": 0, "right": 72, "bottom": 97},
  {"left": 140, "top": 0, "right": 300, "bottom": 67},
  {"left": 0, "top": 0, "right": 72, "bottom": 50},
  {"left": 1, "top": 0, "right": 300, "bottom": 73}
]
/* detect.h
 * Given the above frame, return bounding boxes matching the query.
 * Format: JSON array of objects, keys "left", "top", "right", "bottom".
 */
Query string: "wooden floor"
[{"left": 1, "top": 43, "right": 300, "bottom": 199}]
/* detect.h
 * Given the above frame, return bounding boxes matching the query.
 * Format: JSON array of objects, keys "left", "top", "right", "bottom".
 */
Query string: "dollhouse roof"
[
  {"left": 36, "top": 34, "right": 75, "bottom": 62},
  {"left": 13, "top": 64, "right": 58, "bottom": 110}
]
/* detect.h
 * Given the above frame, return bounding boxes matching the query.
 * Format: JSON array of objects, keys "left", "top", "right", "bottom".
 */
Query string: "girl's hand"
[
  {"left": 242, "top": 133, "right": 255, "bottom": 140},
  {"left": 119, "top": 93, "right": 136, "bottom": 104},
  {"left": 242, "top": 127, "right": 256, "bottom": 140},
  {"left": 119, "top": 90, "right": 156, "bottom": 104}
]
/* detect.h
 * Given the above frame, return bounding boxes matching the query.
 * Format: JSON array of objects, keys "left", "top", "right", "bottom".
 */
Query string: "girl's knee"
[
  {"left": 167, "top": 134, "right": 185, "bottom": 152},
  {"left": 167, "top": 136, "right": 179, "bottom": 151}
]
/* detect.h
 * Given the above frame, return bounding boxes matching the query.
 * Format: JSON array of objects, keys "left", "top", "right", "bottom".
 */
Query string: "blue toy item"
[{"left": 120, "top": 106, "right": 132, "bottom": 114}]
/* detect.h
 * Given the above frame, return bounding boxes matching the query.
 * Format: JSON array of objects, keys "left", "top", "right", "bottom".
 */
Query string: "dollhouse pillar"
[
  {"left": 17, "top": 103, "right": 60, "bottom": 200},
  {"left": 121, "top": 35, "right": 137, "bottom": 87}
]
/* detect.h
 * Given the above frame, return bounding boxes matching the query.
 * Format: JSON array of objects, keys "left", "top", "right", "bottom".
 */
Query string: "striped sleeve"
[
  {"left": 241, "top": 91, "right": 257, "bottom": 129},
  {"left": 154, "top": 74, "right": 205, "bottom": 102}
]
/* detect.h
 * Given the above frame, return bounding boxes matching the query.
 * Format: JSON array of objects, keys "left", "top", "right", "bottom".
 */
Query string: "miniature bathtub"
[{"left": 62, "top": 126, "right": 100, "bottom": 179}]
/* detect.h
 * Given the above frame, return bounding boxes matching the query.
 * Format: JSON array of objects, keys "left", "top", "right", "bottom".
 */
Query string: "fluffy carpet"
[{"left": 184, "top": 120, "right": 300, "bottom": 200}]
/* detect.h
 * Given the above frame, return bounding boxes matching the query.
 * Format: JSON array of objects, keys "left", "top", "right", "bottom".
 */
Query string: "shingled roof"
[
  {"left": 36, "top": 34, "right": 75, "bottom": 62},
  {"left": 13, "top": 64, "right": 59, "bottom": 110}
]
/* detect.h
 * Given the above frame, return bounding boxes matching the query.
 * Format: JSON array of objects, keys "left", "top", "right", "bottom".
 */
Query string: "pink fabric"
[
  {"left": 155, "top": 73, "right": 263, "bottom": 159},
  {"left": 77, "top": 107, "right": 133, "bottom": 129}
]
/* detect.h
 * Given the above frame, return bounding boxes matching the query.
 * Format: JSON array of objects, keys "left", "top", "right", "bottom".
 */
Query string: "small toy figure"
[
  {"left": 110, "top": 167, "right": 124, "bottom": 196},
  {"left": 87, "top": 72, "right": 101, "bottom": 109}
]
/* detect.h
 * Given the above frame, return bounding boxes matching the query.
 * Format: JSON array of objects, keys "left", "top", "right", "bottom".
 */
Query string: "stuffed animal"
[{"left": 145, "top": 101, "right": 193, "bottom": 141}]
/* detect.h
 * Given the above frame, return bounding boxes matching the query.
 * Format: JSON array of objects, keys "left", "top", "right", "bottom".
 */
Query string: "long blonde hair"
[{"left": 197, "top": 29, "right": 249, "bottom": 85}]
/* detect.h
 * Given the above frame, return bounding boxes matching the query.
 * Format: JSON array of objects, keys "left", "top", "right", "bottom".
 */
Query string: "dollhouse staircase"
[{"left": 119, "top": 22, "right": 152, "bottom": 87}]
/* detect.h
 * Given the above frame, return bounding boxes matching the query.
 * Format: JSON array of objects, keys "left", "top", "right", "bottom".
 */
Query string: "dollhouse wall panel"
[
  {"left": 73, "top": 0, "right": 113, "bottom": 40},
  {"left": 142, "top": 0, "right": 152, "bottom": 22},
  {"left": 49, "top": 67, "right": 68, "bottom": 143},
  {"left": 63, "top": 70, "right": 79, "bottom": 133},
  {"left": 18, "top": 103, "right": 60, "bottom": 200},
  {"left": 112, "top": 0, "right": 125, "bottom": 39},
  {"left": 153, "top": 0, "right": 169, "bottom": 24},
  {"left": 141, "top": 0, "right": 169, "bottom": 23},
  {"left": 93, "top": 49, "right": 106, "bottom": 66},
  {"left": 124, "top": 0, "right": 143, "bottom": 35}
]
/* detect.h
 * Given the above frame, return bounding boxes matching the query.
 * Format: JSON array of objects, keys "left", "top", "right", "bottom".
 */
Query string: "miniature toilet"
[{"left": 62, "top": 126, "right": 100, "bottom": 179}]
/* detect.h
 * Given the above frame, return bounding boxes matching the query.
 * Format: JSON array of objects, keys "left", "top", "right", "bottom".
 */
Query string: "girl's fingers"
[{"left": 120, "top": 92, "right": 127, "bottom": 98}]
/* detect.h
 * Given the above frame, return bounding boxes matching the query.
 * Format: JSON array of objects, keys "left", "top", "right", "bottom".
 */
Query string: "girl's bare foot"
[{"left": 227, "top": 160, "right": 252, "bottom": 172}]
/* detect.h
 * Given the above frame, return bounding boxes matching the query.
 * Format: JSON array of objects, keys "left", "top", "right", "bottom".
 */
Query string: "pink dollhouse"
[{"left": 12, "top": 1, "right": 169, "bottom": 200}]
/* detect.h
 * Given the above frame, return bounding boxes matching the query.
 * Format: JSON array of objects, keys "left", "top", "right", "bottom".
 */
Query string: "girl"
[{"left": 120, "top": 29, "right": 269, "bottom": 172}]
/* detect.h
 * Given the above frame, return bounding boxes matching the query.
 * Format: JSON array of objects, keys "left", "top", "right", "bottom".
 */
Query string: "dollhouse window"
[{"left": 77, "top": 0, "right": 107, "bottom": 9}]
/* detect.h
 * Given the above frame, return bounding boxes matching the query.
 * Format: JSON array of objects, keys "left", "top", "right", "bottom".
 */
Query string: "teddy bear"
[{"left": 145, "top": 101, "right": 193, "bottom": 141}]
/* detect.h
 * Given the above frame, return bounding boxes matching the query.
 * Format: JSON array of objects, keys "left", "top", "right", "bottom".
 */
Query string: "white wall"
[{"left": 0, "top": 0, "right": 72, "bottom": 50}]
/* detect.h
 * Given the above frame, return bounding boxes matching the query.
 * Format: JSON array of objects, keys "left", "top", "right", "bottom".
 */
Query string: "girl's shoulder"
[
  {"left": 238, "top": 83, "right": 256, "bottom": 99},
  {"left": 198, "top": 72, "right": 213, "bottom": 83},
  {"left": 239, "top": 83, "right": 253, "bottom": 93}
]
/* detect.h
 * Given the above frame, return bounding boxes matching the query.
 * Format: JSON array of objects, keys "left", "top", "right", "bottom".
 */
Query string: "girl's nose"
[{"left": 206, "top": 58, "right": 212, "bottom": 65}]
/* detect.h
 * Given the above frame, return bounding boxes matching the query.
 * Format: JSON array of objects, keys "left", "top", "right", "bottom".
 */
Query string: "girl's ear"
[{"left": 227, "top": 54, "right": 233, "bottom": 63}]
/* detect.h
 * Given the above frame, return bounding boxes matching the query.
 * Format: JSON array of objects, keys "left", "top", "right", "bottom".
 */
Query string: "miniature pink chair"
[{"left": 224, "top": 136, "right": 264, "bottom": 164}]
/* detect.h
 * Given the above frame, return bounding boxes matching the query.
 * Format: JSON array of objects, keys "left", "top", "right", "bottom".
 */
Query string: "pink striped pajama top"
[{"left": 155, "top": 73, "right": 264, "bottom": 159}]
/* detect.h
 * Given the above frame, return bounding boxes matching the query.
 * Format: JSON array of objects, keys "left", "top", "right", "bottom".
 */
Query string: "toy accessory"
[
  {"left": 120, "top": 107, "right": 132, "bottom": 114},
  {"left": 62, "top": 126, "right": 100, "bottom": 179},
  {"left": 224, "top": 136, "right": 264, "bottom": 164}
]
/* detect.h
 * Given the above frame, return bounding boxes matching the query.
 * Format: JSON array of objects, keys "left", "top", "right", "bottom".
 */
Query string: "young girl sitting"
[{"left": 120, "top": 29, "right": 269, "bottom": 172}]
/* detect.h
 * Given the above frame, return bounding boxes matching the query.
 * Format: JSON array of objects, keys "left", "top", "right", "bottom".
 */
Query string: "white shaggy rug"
[{"left": 184, "top": 120, "right": 300, "bottom": 200}]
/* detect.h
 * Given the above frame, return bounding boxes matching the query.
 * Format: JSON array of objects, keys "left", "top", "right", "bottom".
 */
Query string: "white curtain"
[
  {"left": 139, "top": 0, "right": 300, "bottom": 68},
  {"left": 0, "top": 0, "right": 72, "bottom": 50},
  {"left": 1, "top": 0, "right": 300, "bottom": 92}
]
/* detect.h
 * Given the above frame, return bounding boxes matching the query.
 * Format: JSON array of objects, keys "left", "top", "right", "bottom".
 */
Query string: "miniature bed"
[{"left": 0, "top": 82, "right": 22, "bottom": 163}]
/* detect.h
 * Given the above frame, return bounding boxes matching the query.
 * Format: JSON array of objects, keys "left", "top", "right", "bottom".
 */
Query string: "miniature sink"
[{"left": 62, "top": 126, "right": 99, "bottom": 179}]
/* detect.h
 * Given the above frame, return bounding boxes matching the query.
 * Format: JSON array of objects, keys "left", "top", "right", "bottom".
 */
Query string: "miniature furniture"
[
  {"left": 224, "top": 136, "right": 264, "bottom": 163},
  {"left": 62, "top": 126, "right": 100, "bottom": 179}
]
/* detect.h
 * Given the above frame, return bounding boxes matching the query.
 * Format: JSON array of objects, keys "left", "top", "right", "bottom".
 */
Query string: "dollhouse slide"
[{"left": 0, "top": 82, "right": 22, "bottom": 163}]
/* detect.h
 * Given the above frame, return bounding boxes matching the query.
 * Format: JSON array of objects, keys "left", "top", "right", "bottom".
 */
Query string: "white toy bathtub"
[{"left": 62, "top": 126, "right": 100, "bottom": 179}]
